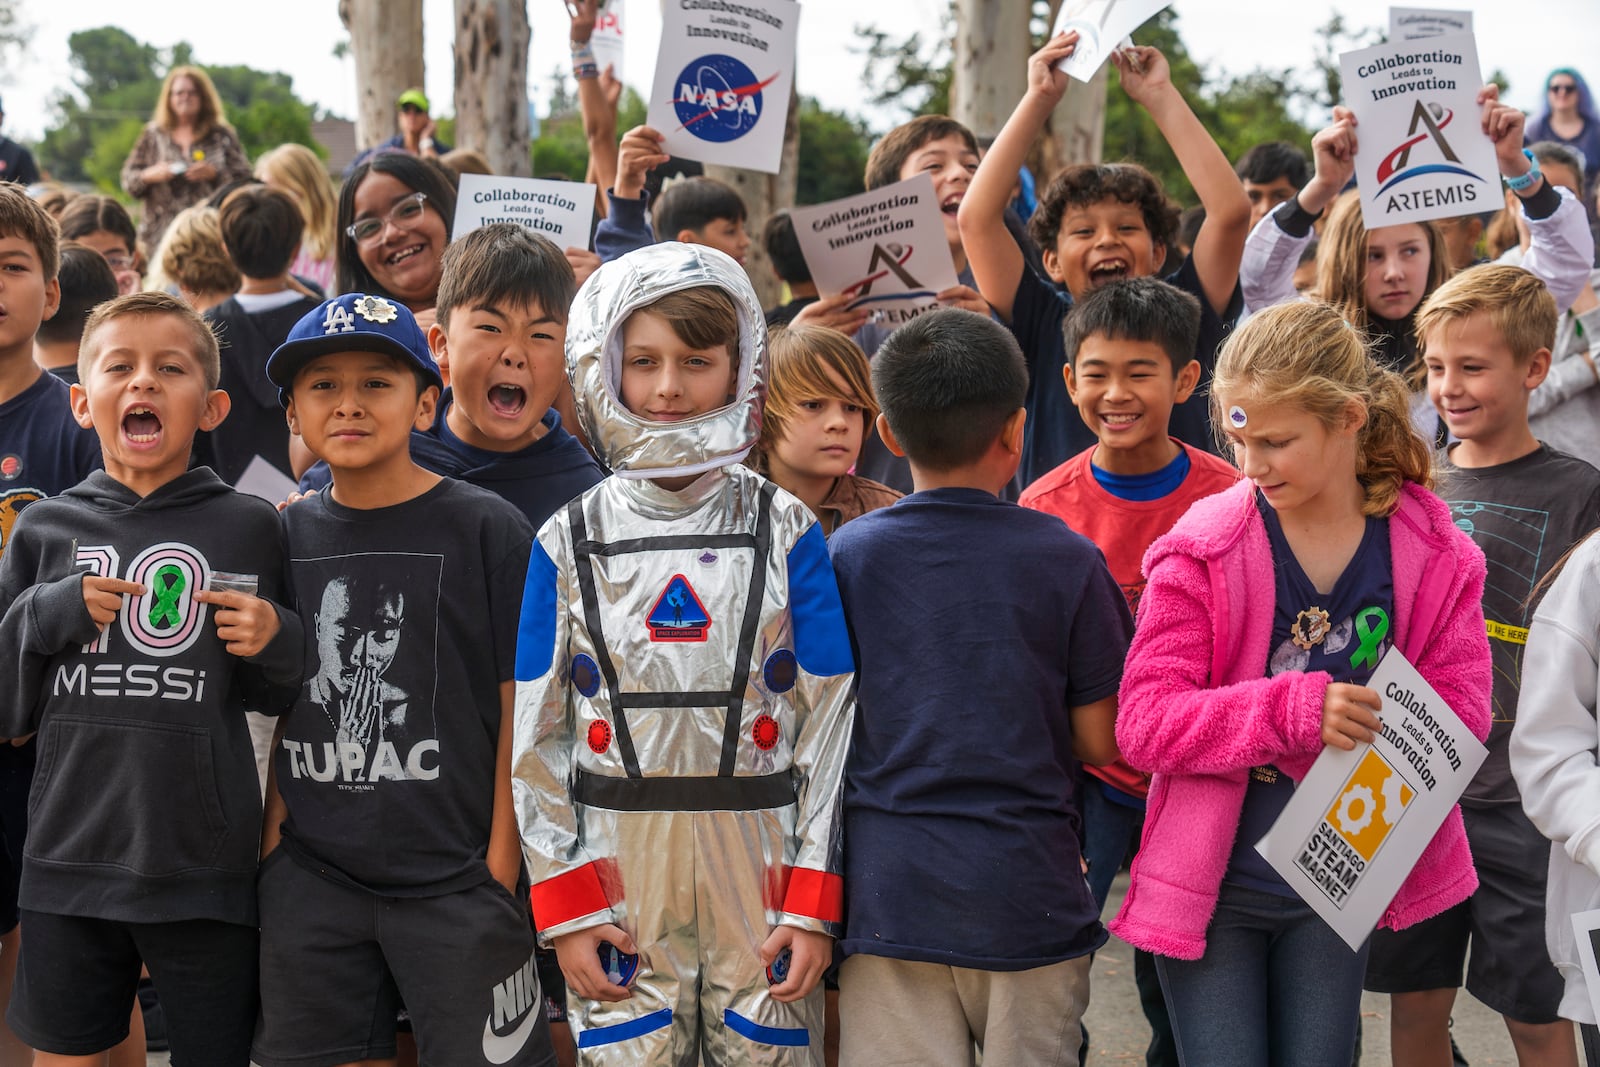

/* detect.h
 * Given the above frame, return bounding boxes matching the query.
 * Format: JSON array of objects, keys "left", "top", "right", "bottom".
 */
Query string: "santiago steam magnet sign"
[{"left": 647, "top": 0, "right": 800, "bottom": 174}]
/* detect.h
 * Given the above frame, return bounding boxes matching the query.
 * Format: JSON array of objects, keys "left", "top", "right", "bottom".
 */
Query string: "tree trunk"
[
  {"left": 705, "top": 82, "right": 800, "bottom": 309},
  {"left": 1038, "top": 62, "right": 1108, "bottom": 177},
  {"left": 453, "top": 0, "right": 532, "bottom": 177},
  {"left": 949, "top": 0, "right": 1030, "bottom": 140},
  {"left": 340, "top": 0, "right": 425, "bottom": 154}
]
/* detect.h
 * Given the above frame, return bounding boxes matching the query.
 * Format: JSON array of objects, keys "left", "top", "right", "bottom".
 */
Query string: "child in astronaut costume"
[{"left": 512, "top": 243, "right": 854, "bottom": 1065}]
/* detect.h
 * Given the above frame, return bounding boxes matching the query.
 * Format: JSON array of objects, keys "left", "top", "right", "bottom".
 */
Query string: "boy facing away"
[
  {"left": 512, "top": 242, "right": 855, "bottom": 1064},
  {"left": 1019, "top": 277, "right": 1239, "bottom": 1063},
  {"left": 0, "top": 292, "right": 303, "bottom": 1065},
  {"left": 1364, "top": 264, "right": 1600, "bottom": 1067},
  {"left": 958, "top": 32, "right": 1251, "bottom": 487},
  {"left": 827, "top": 308, "right": 1131, "bottom": 1066},
  {"left": 255, "top": 293, "right": 555, "bottom": 1067}
]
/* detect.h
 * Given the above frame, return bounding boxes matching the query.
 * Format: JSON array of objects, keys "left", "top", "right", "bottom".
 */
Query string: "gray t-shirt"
[{"left": 1436, "top": 444, "right": 1600, "bottom": 806}]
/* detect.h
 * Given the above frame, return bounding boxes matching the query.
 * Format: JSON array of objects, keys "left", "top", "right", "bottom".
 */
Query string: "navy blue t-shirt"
[
  {"left": 300, "top": 394, "right": 604, "bottom": 530},
  {"left": 0, "top": 371, "right": 100, "bottom": 798},
  {"left": 829, "top": 487, "right": 1132, "bottom": 969},
  {"left": 1226, "top": 497, "right": 1394, "bottom": 895},
  {"left": 1007, "top": 256, "right": 1241, "bottom": 488}
]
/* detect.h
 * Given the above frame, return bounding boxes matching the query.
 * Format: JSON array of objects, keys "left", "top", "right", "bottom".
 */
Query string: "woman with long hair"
[
  {"left": 256, "top": 143, "right": 339, "bottom": 296},
  {"left": 119, "top": 65, "right": 253, "bottom": 252}
]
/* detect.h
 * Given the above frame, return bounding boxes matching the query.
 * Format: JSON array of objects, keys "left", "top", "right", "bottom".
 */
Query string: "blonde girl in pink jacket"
[{"left": 1112, "top": 301, "right": 1492, "bottom": 1066}]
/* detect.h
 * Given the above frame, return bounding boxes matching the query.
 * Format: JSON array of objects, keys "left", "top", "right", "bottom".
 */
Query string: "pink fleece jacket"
[{"left": 1109, "top": 479, "right": 1492, "bottom": 961}]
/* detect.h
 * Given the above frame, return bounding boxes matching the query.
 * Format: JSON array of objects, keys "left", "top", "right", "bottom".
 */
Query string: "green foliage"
[
  {"left": 853, "top": 17, "right": 951, "bottom": 118},
  {"left": 36, "top": 26, "right": 321, "bottom": 190},
  {"left": 796, "top": 97, "right": 871, "bottom": 204}
]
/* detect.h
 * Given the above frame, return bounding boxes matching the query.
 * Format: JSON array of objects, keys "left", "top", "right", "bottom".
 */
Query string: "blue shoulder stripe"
[
  {"left": 786, "top": 523, "right": 854, "bottom": 678},
  {"left": 514, "top": 541, "right": 559, "bottom": 681}
]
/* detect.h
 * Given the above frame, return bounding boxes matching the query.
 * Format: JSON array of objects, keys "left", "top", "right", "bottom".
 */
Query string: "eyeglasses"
[
  {"left": 1551, "top": 83, "right": 1578, "bottom": 95},
  {"left": 346, "top": 192, "right": 428, "bottom": 243},
  {"left": 399, "top": 103, "right": 425, "bottom": 115},
  {"left": 102, "top": 253, "right": 134, "bottom": 271}
]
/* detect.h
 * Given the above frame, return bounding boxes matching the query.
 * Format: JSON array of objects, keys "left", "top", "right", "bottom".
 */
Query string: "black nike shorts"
[{"left": 253, "top": 849, "right": 556, "bottom": 1067}]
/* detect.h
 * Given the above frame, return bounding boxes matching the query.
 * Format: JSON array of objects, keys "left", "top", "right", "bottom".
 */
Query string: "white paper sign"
[
  {"left": 452, "top": 174, "right": 597, "bottom": 250},
  {"left": 1571, "top": 909, "right": 1600, "bottom": 1024},
  {"left": 1339, "top": 32, "right": 1498, "bottom": 228},
  {"left": 1256, "top": 648, "right": 1488, "bottom": 951},
  {"left": 592, "top": 0, "right": 626, "bottom": 84},
  {"left": 790, "top": 174, "right": 961, "bottom": 327},
  {"left": 1052, "top": 0, "right": 1170, "bottom": 82},
  {"left": 646, "top": 0, "right": 799, "bottom": 174},
  {"left": 1388, "top": 7, "right": 1473, "bottom": 41},
  {"left": 235, "top": 455, "right": 297, "bottom": 506}
]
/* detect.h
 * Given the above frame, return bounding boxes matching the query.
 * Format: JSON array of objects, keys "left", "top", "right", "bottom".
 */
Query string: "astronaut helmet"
[{"left": 566, "top": 242, "right": 765, "bottom": 480}]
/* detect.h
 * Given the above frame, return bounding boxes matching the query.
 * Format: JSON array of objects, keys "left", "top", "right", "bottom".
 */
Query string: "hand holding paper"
[
  {"left": 1321, "top": 683, "right": 1383, "bottom": 750},
  {"left": 1477, "top": 86, "right": 1533, "bottom": 183},
  {"left": 790, "top": 293, "right": 870, "bottom": 337},
  {"left": 1299, "top": 108, "right": 1360, "bottom": 217},
  {"left": 615, "top": 125, "right": 670, "bottom": 201},
  {"left": 1112, "top": 45, "right": 1172, "bottom": 106},
  {"left": 1028, "top": 32, "right": 1079, "bottom": 108}
]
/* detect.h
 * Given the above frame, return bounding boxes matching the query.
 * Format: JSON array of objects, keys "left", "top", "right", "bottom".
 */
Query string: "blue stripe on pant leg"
[
  {"left": 576, "top": 1008, "right": 674, "bottom": 1048},
  {"left": 722, "top": 1008, "right": 810, "bottom": 1047}
]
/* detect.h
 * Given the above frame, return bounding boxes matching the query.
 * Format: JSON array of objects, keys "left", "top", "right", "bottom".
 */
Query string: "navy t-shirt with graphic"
[{"left": 1226, "top": 495, "right": 1394, "bottom": 895}]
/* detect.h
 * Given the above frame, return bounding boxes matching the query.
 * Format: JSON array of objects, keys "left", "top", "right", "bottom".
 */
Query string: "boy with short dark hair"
[
  {"left": 513, "top": 242, "right": 854, "bottom": 1063},
  {"left": 828, "top": 307, "right": 1131, "bottom": 1065},
  {"left": 200, "top": 184, "right": 320, "bottom": 491},
  {"left": 1234, "top": 140, "right": 1310, "bottom": 231},
  {"left": 0, "top": 291, "right": 303, "bottom": 1065},
  {"left": 958, "top": 32, "right": 1250, "bottom": 488},
  {"left": 595, "top": 125, "right": 750, "bottom": 265},
  {"left": 34, "top": 244, "right": 117, "bottom": 384},
  {"left": 762, "top": 210, "right": 818, "bottom": 327},
  {"left": 254, "top": 292, "right": 556, "bottom": 1067},
  {"left": 0, "top": 183, "right": 97, "bottom": 1064},
  {"left": 1365, "top": 263, "right": 1600, "bottom": 1067},
  {"left": 1019, "top": 277, "right": 1238, "bottom": 1066},
  {"left": 299, "top": 223, "right": 604, "bottom": 530}
]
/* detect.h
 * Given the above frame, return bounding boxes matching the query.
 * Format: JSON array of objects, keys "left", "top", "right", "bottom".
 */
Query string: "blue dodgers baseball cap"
[{"left": 266, "top": 293, "right": 443, "bottom": 408}]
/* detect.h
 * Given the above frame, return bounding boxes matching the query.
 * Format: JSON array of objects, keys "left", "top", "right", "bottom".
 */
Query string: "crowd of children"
[{"left": 5, "top": 20, "right": 1600, "bottom": 1067}]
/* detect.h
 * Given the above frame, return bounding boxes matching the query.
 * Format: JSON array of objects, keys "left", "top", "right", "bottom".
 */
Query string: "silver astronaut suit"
[{"left": 512, "top": 244, "right": 855, "bottom": 1065}]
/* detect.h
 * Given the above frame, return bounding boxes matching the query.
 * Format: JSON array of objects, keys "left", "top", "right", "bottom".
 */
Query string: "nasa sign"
[{"left": 647, "top": 0, "right": 799, "bottom": 173}]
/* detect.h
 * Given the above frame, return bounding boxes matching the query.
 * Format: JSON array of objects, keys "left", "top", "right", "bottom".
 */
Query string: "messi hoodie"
[{"left": 0, "top": 467, "right": 303, "bottom": 925}]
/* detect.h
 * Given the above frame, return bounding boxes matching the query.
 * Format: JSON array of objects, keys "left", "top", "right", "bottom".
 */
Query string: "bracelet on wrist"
[
  {"left": 573, "top": 62, "right": 600, "bottom": 80},
  {"left": 1505, "top": 148, "right": 1541, "bottom": 193}
]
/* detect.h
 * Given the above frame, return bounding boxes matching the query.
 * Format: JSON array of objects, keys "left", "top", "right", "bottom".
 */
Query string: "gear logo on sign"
[{"left": 1325, "top": 747, "right": 1415, "bottom": 863}]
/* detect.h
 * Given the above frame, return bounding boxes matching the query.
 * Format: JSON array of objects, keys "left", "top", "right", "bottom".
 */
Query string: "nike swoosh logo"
[{"left": 482, "top": 1005, "right": 539, "bottom": 1064}]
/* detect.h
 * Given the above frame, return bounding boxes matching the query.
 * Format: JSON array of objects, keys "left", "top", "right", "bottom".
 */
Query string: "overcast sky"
[{"left": 2, "top": 1, "right": 1596, "bottom": 143}]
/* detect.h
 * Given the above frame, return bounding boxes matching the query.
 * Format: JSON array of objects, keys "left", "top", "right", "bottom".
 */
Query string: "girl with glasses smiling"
[{"left": 335, "top": 154, "right": 458, "bottom": 331}]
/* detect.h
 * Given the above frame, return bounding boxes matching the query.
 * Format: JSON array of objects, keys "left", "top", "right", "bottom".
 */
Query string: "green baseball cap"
[{"left": 396, "top": 88, "right": 429, "bottom": 112}]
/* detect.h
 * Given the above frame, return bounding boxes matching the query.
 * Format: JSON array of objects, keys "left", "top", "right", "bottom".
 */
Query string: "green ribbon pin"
[
  {"left": 148, "top": 565, "right": 186, "bottom": 630},
  {"left": 1350, "top": 606, "right": 1389, "bottom": 670}
]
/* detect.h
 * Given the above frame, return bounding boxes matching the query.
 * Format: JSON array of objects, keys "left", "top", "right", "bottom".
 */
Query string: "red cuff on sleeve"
[
  {"left": 781, "top": 866, "right": 843, "bottom": 924},
  {"left": 529, "top": 863, "right": 610, "bottom": 930}
]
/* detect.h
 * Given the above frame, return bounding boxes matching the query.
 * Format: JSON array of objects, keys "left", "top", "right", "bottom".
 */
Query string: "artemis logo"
[
  {"left": 1375, "top": 101, "right": 1475, "bottom": 194},
  {"left": 841, "top": 242, "right": 932, "bottom": 308},
  {"left": 482, "top": 952, "right": 540, "bottom": 1064}
]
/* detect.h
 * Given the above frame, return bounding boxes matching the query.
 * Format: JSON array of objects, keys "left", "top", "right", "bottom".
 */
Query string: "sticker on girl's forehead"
[{"left": 1228, "top": 405, "right": 1248, "bottom": 428}]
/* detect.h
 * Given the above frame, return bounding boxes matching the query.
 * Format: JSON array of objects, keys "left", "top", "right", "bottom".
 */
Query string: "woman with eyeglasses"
[
  {"left": 336, "top": 154, "right": 458, "bottom": 330},
  {"left": 119, "top": 65, "right": 253, "bottom": 253},
  {"left": 1528, "top": 69, "right": 1600, "bottom": 193}
]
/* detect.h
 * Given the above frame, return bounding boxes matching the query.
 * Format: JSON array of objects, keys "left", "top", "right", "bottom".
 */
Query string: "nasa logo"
[
  {"left": 0, "top": 454, "right": 21, "bottom": 481},
  {"left": 673, "top": 54, "right": 778, "bottom": 143}
]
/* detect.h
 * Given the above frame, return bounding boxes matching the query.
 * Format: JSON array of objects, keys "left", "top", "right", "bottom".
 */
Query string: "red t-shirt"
[{"left": 1021, "top": 440, "right": 1240, "bottom": 798}]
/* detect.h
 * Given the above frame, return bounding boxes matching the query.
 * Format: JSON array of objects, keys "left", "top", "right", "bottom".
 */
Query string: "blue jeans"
[
  {"left": 1081, "top": 778, "right": 1143, "bottom": 911},
  {"left": 1156, "top": 882, "right": 1369, "bottom": 1067}
]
